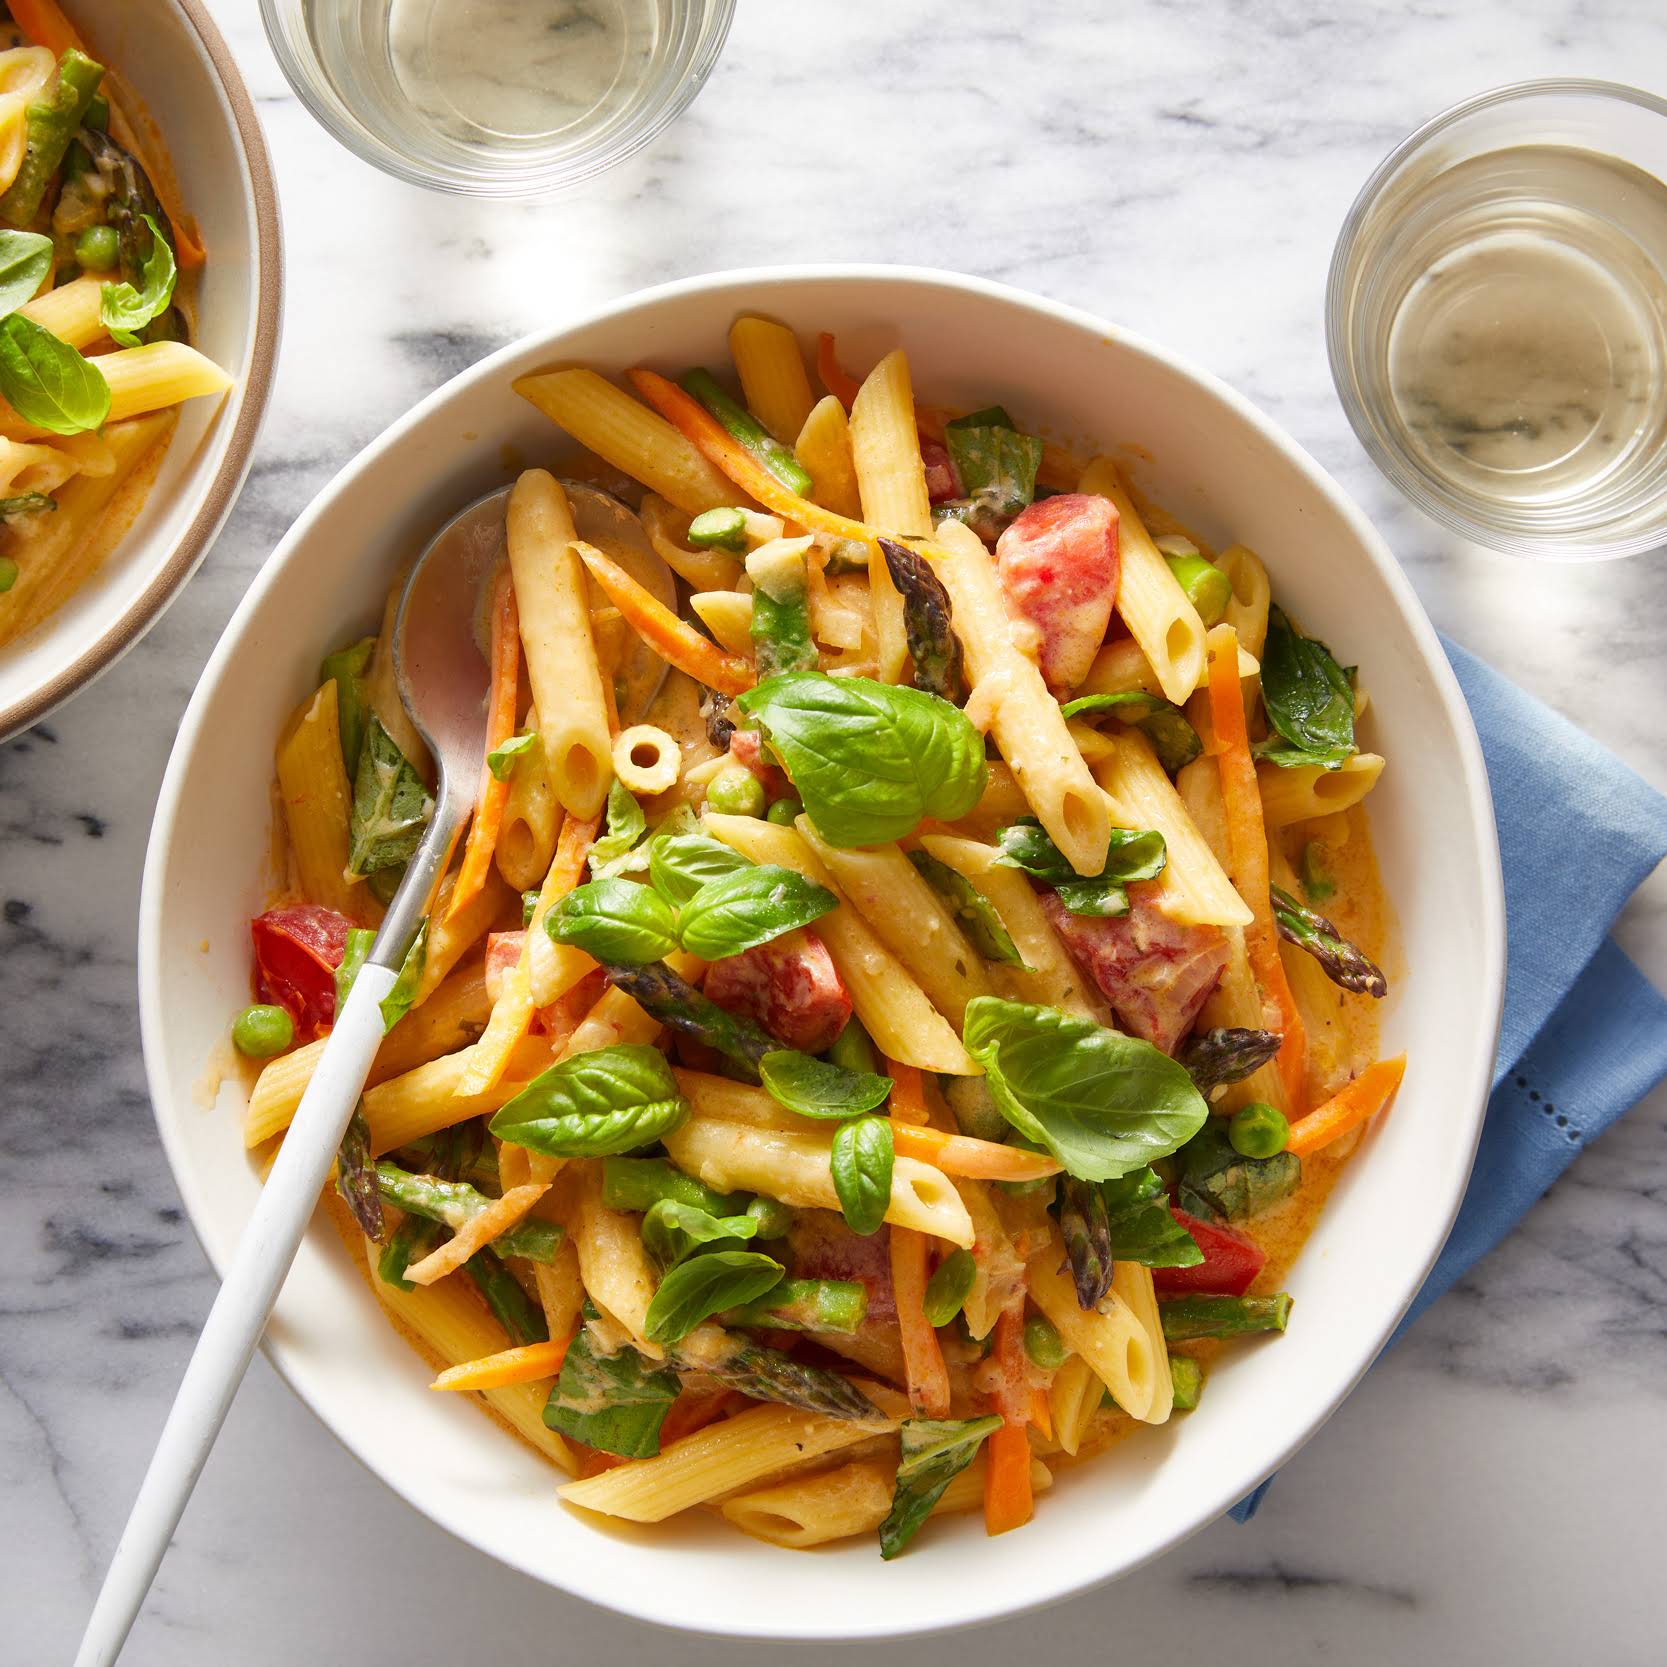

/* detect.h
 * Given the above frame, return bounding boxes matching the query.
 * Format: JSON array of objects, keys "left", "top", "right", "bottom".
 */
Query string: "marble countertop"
[{"left": 7, "top": 0, "right": 1667, "bottom": 1661}]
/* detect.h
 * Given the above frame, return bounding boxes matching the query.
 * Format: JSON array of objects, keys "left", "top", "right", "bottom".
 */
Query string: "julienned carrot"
[
  {"left": 984, "top": 1305, "right": 1034, "bottom": 1535},
  {"left": 659, "top": 1387, "right": 743, "bottom": 1446},
  {"left": 1285, "top": 1055, "right": 1406, "bottom": 1157},
  {"left": 816, "top": 333, "right": 862, "bottom": 409},
  {"left": 548, "top": 809, "right": 600, "bottom": 894},
  {"left": 888, "top": 1122, "right": 1062, "bottom": 1183},
  {"left": 628, "top": 368, "right": 878, "bottom": 550},
  {"left": 430, "top": 1336, "right": 570, "bottom": 1392},
  {"left": 889, "top": 1224, "right": 951, "bottom": 1417},
  {"left": 573, "top": 539, "right": 755, "bottom": 698},
  {"left": 886, "top": 1059, "right": 928, "bottom": 1126},
  {"left": 449, "top": 571, "right": 520, "bottom": 920},
  {"left": 9, "top": 0, "right": 80, "bottom": 53},
  {"left": 1028, "top": 1386, "right": 1053, "bottom": 1440},
  {"left": 1207, "top": 631, "right": 1309, "bottom": 1115}
]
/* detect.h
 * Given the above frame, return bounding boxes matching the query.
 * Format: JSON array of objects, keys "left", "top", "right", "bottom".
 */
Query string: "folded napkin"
[{"left": 1231, "top": 637, "right": 1667, "bottom": 1522}]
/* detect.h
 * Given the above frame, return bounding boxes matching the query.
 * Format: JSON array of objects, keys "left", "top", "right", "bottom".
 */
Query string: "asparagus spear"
[
  {"left": 747, "top": 539, "right": 818, "bottom": 678},
  {"left": 378, "top": 1214, "right": 442, "bottom": 1291},
  {"left": 1270, "top": 885, "right": 1387, "bottom": 997},
  {"left": 1057, "top": 1176, "right": 1113, "bottom": 1308},
  {"left": 878, "top": 538, "right": 965, "bottom": 700},
  {"left": 318, "top": 637, "right": 375, "bottom": 776},
  {"left": 335, "top": 1103, "right": 384, "bottom": 1240},
  {"left": 1162, "top": 553, "right": 1232, "bottom": 626},
  {"left": 1159, "top": 1293, "right": 1291, "bottom": 1342},
  {"left": 603, "top": 1155, "right": 743, "bottom": 1217},
  {"left": 680, "top": 368, "right": 815, "bottom": 497},
  {"left": 374, "top": 1161, "right": 564, "bottom": 1263},
  {"left": 721, "top": 1279, "right": 867, "bottom": 1335},
  {"left": 699, "top": 685, "right": 736, "bottom": 750},
  {"left": 1170, "top": 1354, "right": 1204, "bottom": 1410},
  {"left": 688, "top": 506, "right": 749, "bottom": 551},
  {"left": 1, "top": 49, "right": 105, "bottom": 226},
  {"left": 464, "top": 1247, "right": 549, "bottom": 1347},
  {"left": 600, "top": 959, "right": 776, "bottom": 1081},
  {"left": 693, "top": 1339, "right": 885, "bottom": 1422},
  {"left": 1177, "top": 1026, "right": 1284, "bottom": 1095}
]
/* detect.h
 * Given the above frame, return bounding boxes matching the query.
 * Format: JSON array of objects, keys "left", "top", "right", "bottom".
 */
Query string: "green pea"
[
  {"left": 74, "top": 224, "right": 119, "bottom": 271},
  {"left": 232, "top": 1003, "right": 294, "bottom": 1059},
  {"left": 1228, "top": 1101, "right": 1290, "bottom": 1159},
  {"left": 688, "top": 506, "right": 748, "bottom": 552},
  {"left": 1023, "top": 1313, "right": 1067, "bottom": 1371},
  {"left": 706, "top": 763, "right": 765, "bottom": 817},
  {"left": 744, "top": 1195, "right": 793, "bottom": 1239},
  {"left": 0, "top": 556, "right": 17, "bottom": 593},
  {"left": 765, "top": 795, "right": 802, "bottom": 826},
  {"left": 922, "top": 1247, "right": 976, "bottom": 1327},
  {"left": 1163, "top": 553, "right": 1233, "bottom": 627}
]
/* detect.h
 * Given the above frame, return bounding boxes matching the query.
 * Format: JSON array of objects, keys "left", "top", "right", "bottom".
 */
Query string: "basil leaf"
[
  {"left": 0, "top": 489, "right": 54, "bottom": 519},
  {"left": 648, "top": 830, "right": 753, "bottom": 907},
  {"left": 379, "top": 919, "right": 427, "bottom": 1031},
  {"left": 1100, "top": 1166, "right": 1203, "bottom": 1267},
  {"left": 547, "top": 877, "right": 679, "bottom": 966},
  {"left": 486, "top": 731, "right": 538, "bottom": 781},
  {"left": 676, "top": 863, "right": 836, "bottom": 960},
  {"left": 922, "top": 1247, "right": 977, "bottom": 1327},
  {"left": 962, "top": 996, "right": 1208, "bottom": 1181},
  {"left": 641, "top": 1199, "right": 759, "bottom": 1270},
  {"left": 943, "top": 417, "right": 1042, "bottom": 526},
  {"left": 334, "top": 926, "right": 375, "bottom": 1013},
  {"left": 737, "top": 672, "right": 986, "bottom": 848},
  {"left": 908, "top": 850, "right": 1027, "bottom": 967},
  {"left": 758, "top": 1049, "right": 893, "bottom": 1120},
  {"left": 99, "top": 213, "right": 177, "bottom": 347},
  {"left": 1052, "top": 878, "right": 1132, "bottom": 917},
  {"left": 319, "top": 636, "right": 374, "bottom": 777},
  {"left": 994, "top": 816, "right": 1165, "bottom": 914},
  {"left": 1176, "top": 1123, "right": 1301, "bottom": 1223},
  {"left": 490, "top": 1043, "right": 688, "bottom": 1157},
  {"left": 0, "top": 229, "right": 53, "bottom": 317},
  {"left": 830, "top": 1115, "right": 893, "bottom": 1236},
  {"left": 879, "top": 1415, "right": 1003, "bottom": 1560},
  {"left": 589, "top": 778, "right": 648, "bottom": 876},
  {"left": 0, "top": 313, "right": 110, "bottom": 435},
  {"left": 543, "top": 1328, "right": 680, "bottom": 1458},
  {"left": 1257, "top": 605, "right": 1355, "bottom": 769},
  {"left": 1060, "top": 691, "right": 1202, "bottom": 775},
  {"left": 950, "top": 404, "right": 1018, "bottom": 430},
  {"left": 644, "top": 1249, "right": 785, "bottom": 1345},
  {"left": 348, "top": 715, "right": 432, "bottom": 876}
]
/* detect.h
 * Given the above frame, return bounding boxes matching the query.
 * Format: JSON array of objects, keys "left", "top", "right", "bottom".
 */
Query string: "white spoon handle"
[{"left": 74, "top": 965, "right": 398, "bottom": 1667}]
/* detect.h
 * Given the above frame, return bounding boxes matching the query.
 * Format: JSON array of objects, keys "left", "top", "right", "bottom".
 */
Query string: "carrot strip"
[
  {"left": 573, "top": 538, "right": 755, "bottom": 698},
  {"left": 816, "top": 332, "right": 862, "bottom": 409},
  {"left": 1285, "top": 1055, "right": 1406, "bottom": 1157},
  {"left": 1028, "top": 1386, "right": 1054, "bottom": 1440},
  {"left": 430, "top": 1336, "right": 570, "bottom": 1392},
  {"left": 9, "top": 0, "right": 80, "bottom": 53},
  {"left": 886, "top": 1060, "right": 928, "bottom": 1126},
  {"left": 889, "top": 1225, "right": 951, "bottom": 1416},
  {"left": 1207, "top": 631, "right": 1309, "bottom": 1114},
  {"left": 659, "top": 1387, "right": 743, "bottom": 1446},
  {"left": 449, "top": 571, "right": 520, "bottom": 920},
  {"left": 401, "top": 1183, "right": 549, "bottom": 1286},
  {"left": 984, "top": 1305, "right": 1034, "bottom": 1535},
  {"left": 888, "top": 1122, "right": 1062, "bottom": 1183},
  {"left": 628, "top": 368, "right": 878, "bottom": 549}
]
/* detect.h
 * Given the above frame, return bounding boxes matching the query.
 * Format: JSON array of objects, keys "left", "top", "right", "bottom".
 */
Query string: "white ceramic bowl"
[
  {"left": 0, "top": 0, "right": 281, "bottom": 740},
  {"left": 139, "top": 267, "right": 1504, "bottom": 1639}
]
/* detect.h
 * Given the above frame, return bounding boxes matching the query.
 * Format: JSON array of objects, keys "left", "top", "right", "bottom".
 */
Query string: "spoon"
[{"left": 75, "top": 488, "right": 509, "bottom": 1667}]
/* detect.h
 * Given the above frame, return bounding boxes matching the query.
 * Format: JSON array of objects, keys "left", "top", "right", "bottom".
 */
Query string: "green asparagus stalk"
[
  {"left": 335, "top": 1103, "right": 384, "bottom": 1240},
  {"left": 878, "top": 538, "right": 965, "bottom": 701},
  {"left": 600, "top": 959, "right": 776, "bottom": 1080},
  {"left": 827, "top": 1014, "right": 879, "bottom": 1076},
  {"left": 693, "top": 1339, "right": 885, "bottom": 1422},
  {"left": 1269, "top": 885, "right": 1387, "bottom": 997},
  {"left": 1162, "top": 553, "right": 1232, "bottom": 627},
  {"left": 1297, "top": 840, "right": 1336, "bottom": 903},
  {"left": 374, "top": 1161, "right": 564, "bottom": 1263},
  {"left": 746, "top": 539, "right": 818, "bottom": 678},
  {"left": 1177, "top": 1026, "right": 1285, "bottom": 1095},
  {"left": 688, "top": 506, "right": 749, "bottom": 551},
  {"left": 602, "top": 1155, "right": 744, "bottom": 1217},
  {"left": 0, "top": 49, "right": 105, "bottom": 226},
  {"left": 464, "top": 1247, "right": 549, "bottom": 1347},
  {"left": 396, "top": 1135, "right": 500, "bottom": 1194},
  {"left": 680, "top": 368, "right": 815, "bottom": 497},
  {"left": 378, "top": 1215, "right": 442, "bottom": 1291},
  {"left": 744, "top": 1194, "right": 793, "bottom": 1239},
  {"left": 721, "top": 1279, "right": 867, "bottom": 1335},
  {"left": 1169, "top": 1354, "right": 1204, "bottom": 1410},
  {"left": 1057, "top": 1176, "right": 1113, "bottom": 1308},
  {"left": 1158, "top": 1293, "right": 1292, "bottom": 1342}
]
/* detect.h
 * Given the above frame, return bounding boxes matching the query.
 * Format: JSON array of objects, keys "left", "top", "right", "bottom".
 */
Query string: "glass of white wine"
[
  {"left": 1329, "top": 81, "right": 1667, "bottom": 559},
  {"left": 261, "top": 0, "right": 736, "bottom": 196}
]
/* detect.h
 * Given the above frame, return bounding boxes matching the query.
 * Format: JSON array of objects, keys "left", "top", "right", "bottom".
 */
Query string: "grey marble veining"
[{"left": 5, "top": 0, "right": 1667, "bottom": 1662}]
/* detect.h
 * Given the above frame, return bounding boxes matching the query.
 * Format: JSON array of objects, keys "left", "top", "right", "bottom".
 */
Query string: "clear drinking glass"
[
  {"left": 260, "top": 0, "right": 735, "bottom": 196},
  {"left": 1328, "top": 81, "right": 1667, "bottom": 559}
]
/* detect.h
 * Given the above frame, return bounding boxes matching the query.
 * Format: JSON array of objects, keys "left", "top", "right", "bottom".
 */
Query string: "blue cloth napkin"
[{"left": 1230, "top": 637, "right": 1667, "bottom": 1522}]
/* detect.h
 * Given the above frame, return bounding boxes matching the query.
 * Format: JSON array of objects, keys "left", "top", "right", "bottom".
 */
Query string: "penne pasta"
[
  {"left": 729, "top": 315, "right": 816, "bottom": 446},
  {"left": 794, "top": 393, "right": 863, "bottom": 519},
  {"left": 1256, "top": 753, "right": 1386, "bottom": 828}
]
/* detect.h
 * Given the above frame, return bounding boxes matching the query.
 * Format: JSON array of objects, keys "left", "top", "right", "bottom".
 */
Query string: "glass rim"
[
  {"left": 1326, "top": 77, "right": 1667, "bottom": 560},
  {"left": 257, "top": 0, "right": 737, "bottom": 198}
]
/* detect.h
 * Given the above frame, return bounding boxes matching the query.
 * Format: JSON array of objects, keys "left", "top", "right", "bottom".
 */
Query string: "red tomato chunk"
[
  {"left": 703, "top": 928, "right": 852, "bottom": 1055},
  {"left": 995, "top": 493, "right": 1120, "bottom": 694},
  {"left": 251, "top": 904, "right": 355, "bottom": 1040},
  {"left": 1154, "top": 1210, "right": 1266, "bottom": 1296}
]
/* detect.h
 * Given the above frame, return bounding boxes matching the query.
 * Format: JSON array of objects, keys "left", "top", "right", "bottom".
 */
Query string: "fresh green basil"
[
  {"left": 1100, "top": 1166, "right": 1203, "bottom": 1266},
  {"left": 589, "top": 778, "right": 648, "bottom": 876},
  {"left": 675, "top": 862, "right": 836, "bottom": 960},
  {"left": 379, "top": 919, "right": 427, "bottom": 1031},
  {"left": 879, "top": 1415, "right": 1003, "bottom": 1559},
  {"left": 1255, "top": 605, "right": 1355, "bottom": 769},
  {"left": 641, "top": 1198, "right": 760, "bottom": 1269},
  {"left": 908, "top": 850, "right": 1026, "bottom": 966},
  {"left": 486, "top": 731, "right": 538, "bottom": 781},
  {"left": 1060, "top": 691, "right": 1202, "bottom": 775},
  {"left": 0, "top": 230, "right": 53, "bottom": 317},
  {"left": 648, "top": 830, "right": 753, "bottom": 907},
  {"left": 99, "top": 213, "right": 177, "bottom": 347},
  {"left": 547, "top": 876, "right": 679, "bottom": 966},
  {"left": 644, "top": 1249, "right": 785, "bottom": 1345},
  {"left": 334, "top": 927, "right": 375, "bottom": 1013},
  {"left": 348, "top": 716, "right": 433, "bottom": 876},
  {"left": 940, "top": 408, "right": 1043, "bottom": 537},
  {"left": 1176, "top": 1122, "right": 1301, "bottom": 1223},
  {"left": 543, "top": 1328, "right": 681, "bottom": 1458},
  {"left": 962, "top": 996, "right": 1208, "bottom": 1181},
  {"left": 737, "top": 672, "right": 987, "bottom": 848},
  {"left": 758, "top": 1049, "right": 893, "bottom": 1120},
  {"left": 922, "top": 1247, "right": 977, "bottom": 1327},
  {"left": 319, "top": 636, "right": 374, "bottom": 777},
  {"left": 489, "top": 1043, "right": 688, "bottom": 1157},
  {"left": 830, "top": 1115, "right": 893, "bottom": 1236},
  {"left": 994, "top": 816, "right": 1166, "bottom": 915},
  {"left": 0, "top": 313, "right": 110, "bottom": 435}
]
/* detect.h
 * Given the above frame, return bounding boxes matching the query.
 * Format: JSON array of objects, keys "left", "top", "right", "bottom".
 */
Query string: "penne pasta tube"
[
  {"left": 274, "top": 679, "right": 374, "bottom": 926},
  {"left": 730, "top": 315, "right": 816, "bottom": 445},
  {"left": 1079, "top": 633, "right": 1257, "bottom": 700},
  {"left": 1027, "top": 1242, "right": 1159, "bottom": 1423},
  {"left": 794, "top": 393, "right": 862, "bottom": 519},
  {"left": 0, "top": 344, "right": 232, "bottom": 442},
  {"left": 571, "top": 1160, "right": 664, "bottom": 1357},
  {"left": 362, "top": 1035, "right": 556, "bottom": 1154},
  {"left": 1256, "top": 753, "right": 1385, "bottom": 828},
  {"left": 17, "top": 272, "right": 107, "bottom": 348}
]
